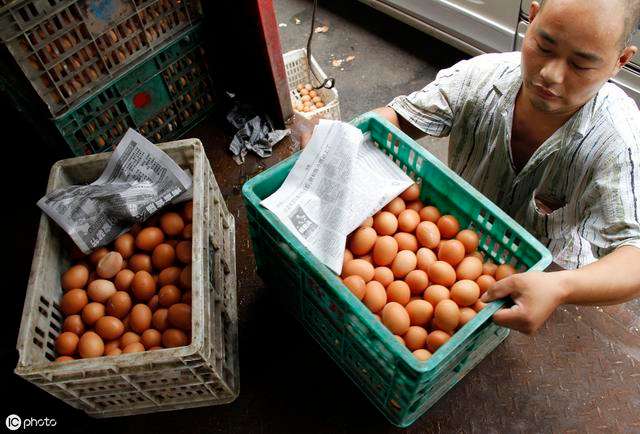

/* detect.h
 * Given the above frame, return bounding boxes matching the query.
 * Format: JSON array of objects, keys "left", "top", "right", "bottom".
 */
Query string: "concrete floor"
[{"left": 273, "top": 0, "right": 465, "bottom": 163}]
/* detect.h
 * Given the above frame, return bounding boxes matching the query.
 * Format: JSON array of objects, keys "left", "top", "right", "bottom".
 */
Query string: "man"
[{"left": 372, "top": 0, "right": 640, "bottom": 334}]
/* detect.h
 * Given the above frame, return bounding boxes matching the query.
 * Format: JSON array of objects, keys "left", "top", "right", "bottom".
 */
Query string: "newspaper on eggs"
[
  {"left": 261, "top": 119, "right": 413, "bottom": 274},
  {"left": 37, "top": 129, "right": 192, "bottom": 254}
]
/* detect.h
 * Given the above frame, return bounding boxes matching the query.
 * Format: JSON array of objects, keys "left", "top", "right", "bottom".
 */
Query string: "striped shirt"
[{"left": 388, "top": 51, "right": 640, "bottom": 270}]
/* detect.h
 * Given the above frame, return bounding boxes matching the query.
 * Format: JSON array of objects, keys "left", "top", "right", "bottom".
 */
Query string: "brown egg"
[
  {"left": 89, "top": 247, "right": 109, "bottom": 265},
  {"left": 358, "top": 254, "right": 373, "bottom": 264},
  {"left": 61, "top": 289, "right": 88, "bottom": 315},
  {"left": 168, "top": 303, "right": 191, "bottom": 331},
  {"left": 400, "top": 183, "right": 420, "bottom": 202},
  {"left": 469, "top": 251, "right": 484, "bottom": 261},
  {"left": 391, "top": 250, "right": 417, "bottom": 278},
  {"left": 459, "top": 307, "right": 477, "bottom": 326},
  {"left": 384, "top": 197, "right": 406, "bottom": 216},
  {"left": 405, "top": 299, "right": 434, "bottom": 326},
  {"left": 152, "top": 308, "right": 170, "bottom": 331},
  {"left": 434, "top": 299, "right": 460, "bottom": 331},
  {"left": 360, "top": 216, "right": 374, "bottom": 228},
  {"left": 148, "top": 294, "right": 160, "bottom": 311},
  {"left": 415, "top": 248, "right": 437, "bottom": 272},
  {"left": 106, "top": 291, "right": 132, "bottom": 318},
  {"left": 362, "top": 281, "right": 387, "bottom": 312},
  {"left": 416, "top": 221, "right": 441, "bottom": 249},
  {"left": 403, "top": 326, "right": 428, "bottom": 351},
  {"left": 162, "top": 328, "right": 189, "bottom": 347},
  {"left": 387, "top": 280, "right": 411, "bottom": 305},
  {"left": 160, "top": 212, "right": 185, "bottom": 237},
  {"left": 404, "top": 269, "right": 429, "bottom": 295},
  {"left": 123, "top": 342, "right": 145, "bottom": 353},
  {"left": 394, "top": 335, "right": 405, "bottom": 345},
  {"left": 61, "top": 264, "right": 89, "bottom": 291},
  {"left": 82, "top": 302, "right": 105, "bottom": 326},
  {"left": 182, "top": 291, "right": 192, "bottom": 305},
  {"left": 394, "top": 232, "right": 418, "bottom": 252},
  {"left": 397, "top": 209, "right": 420, "bottom": 233},
  {"left": 482, "top": 261, "right": 498, "bottom": 276},
  {"left": 405, "top": 200, "right": 425, "bottom": 212},
  {"left": 183, "top": 224, "right": 193, "bottom": 239},
  {"left": 373, "top": 266, "right": 394, "bottom": 287},
  {"left": 182, "top": 201, "right": 193, "bottom": 222},
  {"left": 130, "top": 304, "right": 152, "bottom": 333},
  {"left": 159, "top": 266, "right": 182, "bottom": 287},
  {"left": 129, "top": 253, "right": 152, "bottom": 272},
  {"left": 120, "top": 331, "right": 141, "bottom": 347},
  {"left": 152, "top": 243, "right": 176, "bottom": 270},
  {"left": 55, "top": 355, "right": 75, "bottom": 362},
  {"left": 95, "top": 316, "right": 125, "bottom": 340},
  {"left": 450, "top": 280, "right": 480, "bottom": 306},
  {"left": 372, "top": 236, "right": 398, "bottom": 266},
  {"left": 96, "top": 251, "right": 123, "bottom": 279},
  {"left": 175, "top": 241, "right": 192, "bottom": 264},
  {"left": 476, "top": 274, "right": 496, "bottom": 294},
  {"left": 132, "top": 271, "right": 156, "bottom": 301},
  {"left": 423, "top": 284, "right": 450, "bottom": 307},
  {"left": 438, "top": 240, "right": 466, "bottom": 266},
  {"left": 427, "top": 261, "right": 457, "bottom": 287},
  {"left": 426, "top": 330, "right": 450, "bottom": 352},
  {"left": 136, "top": 227, "right": 165, "bottom": 251},
  {"left": 456, "top": 229, "right": 480, "bottom": 253},
  {"left": 456, "top": 256, "right": 483, "bottom": 281},
  {"left": 343, "top": 275, "right": 366, "bottom": 300},
  {"left": 343, "top": 249, "right": 354, "bottom": 268},
  {"left": 141, "top": 329, "right": 162, "bottom": 349},
  {"left": 419, "top": 206, "right": 441, "bottom": 222},
  {"left": 413, "top": 349, "right": 432, "bottom": 361},
  {"left": 382, "top": 302, "right": 410, "bottom": 335},
  {"left": 473, "top": 299, "right": 487, "bottom": 312},
  {"left": 113, "top": 269, "right": 134, "bottom": 292},
  {"left": 495, "top": 264, "right": 517, "bottom": 280},
  {"left": 342, "top": 259, "right": 375, "bottom": 282},
  {"left": 78, "top": 331, "right": 104, "bottom": 358},
  {"left": 63, "top": 315, "right": 85, "bottom": 335},
  {"left": 350, "top": 227, "right": 377, "bottom": 256},
  {"left": 437, "top": 215, "right": 460, "bottom": 239},
  {"left": 373, "top": 211, "right": 398, "bottom": 236},
  {"left": 55, "top": 332, "right": 79, "bottom": 356},
  {"left": 114, "top": 233, "right": 135, "bottom": 258},
  {"left": 180, "top": 264, "right": 192, "bottom": 289},
  {"left": 87, "top": 279, "right": 116, "bottom": 303},
  {"left": 105, "top": 347, "right": 122, "bottom": 356},
  {"left": 158, "top": 285, "right": 181, "bottom": 307},
  {"left": 104, "top": 339, "right": 120, "bottom": 353}
]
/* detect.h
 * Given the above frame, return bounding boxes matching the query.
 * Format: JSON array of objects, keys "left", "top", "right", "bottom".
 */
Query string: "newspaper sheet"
[
  {"left": 37, "top": 129, "right": 192, "bottom": 253},
  {"left": 261, "top": 119, "right": 413, "bottom": 274}
]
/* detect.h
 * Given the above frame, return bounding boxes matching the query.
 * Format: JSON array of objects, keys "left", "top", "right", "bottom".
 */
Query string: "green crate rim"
[{"left": 242, "top": 112, "right": 552, "bottom": 373}]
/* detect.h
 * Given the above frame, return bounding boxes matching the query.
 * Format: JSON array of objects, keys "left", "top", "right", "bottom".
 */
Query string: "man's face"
[{"left": 520, "top": 0, "right": 635, "bottom": 115}]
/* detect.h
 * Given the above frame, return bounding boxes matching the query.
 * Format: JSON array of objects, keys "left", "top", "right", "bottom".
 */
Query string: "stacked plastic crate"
[{"left": 0, "top": 0, "right": 215, "bottom": 155}]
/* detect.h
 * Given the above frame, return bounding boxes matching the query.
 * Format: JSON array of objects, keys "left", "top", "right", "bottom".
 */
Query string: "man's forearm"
[
  {"left": 556, "top": 245, "right": 640, "bottom": 305},
  {"left": 372, "top": 107, "right": 427, "bottom": 140}
]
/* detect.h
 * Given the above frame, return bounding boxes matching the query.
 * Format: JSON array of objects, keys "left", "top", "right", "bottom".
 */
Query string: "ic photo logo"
[{"left": 5, "top": 414, "right": 57, "bottom": 431}]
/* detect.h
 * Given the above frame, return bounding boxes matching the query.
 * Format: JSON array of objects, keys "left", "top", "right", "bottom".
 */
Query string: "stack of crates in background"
[{"left": 0, "top": 0, "right": 215, "bottom": 155}]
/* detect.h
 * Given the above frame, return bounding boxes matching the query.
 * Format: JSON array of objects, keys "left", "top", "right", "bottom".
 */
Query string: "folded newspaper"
[
  {"left": 261, "top": 119, "right": 413, "bottom": 274},
  {"left": 38, "top": 129, "right": 192, "bottom": 254}
]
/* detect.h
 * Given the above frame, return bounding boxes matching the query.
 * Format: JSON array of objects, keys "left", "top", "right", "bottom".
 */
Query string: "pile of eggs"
[
  {"left": 293, "top": 83, "right": 325, "bottom": 113},
  {"left": 340, "top": 184, "right": 517, "bottom": 361},
  {"left": 53, "top": 201, "right": 194, "bottom": 362}
]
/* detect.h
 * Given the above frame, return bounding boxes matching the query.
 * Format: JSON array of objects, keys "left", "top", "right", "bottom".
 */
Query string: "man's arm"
[
  {"left": 480, "top": 245, "right": 640, "bottom": 334},
  {"left": 371, "top": 107, "right": 427, "bottom": 141}
]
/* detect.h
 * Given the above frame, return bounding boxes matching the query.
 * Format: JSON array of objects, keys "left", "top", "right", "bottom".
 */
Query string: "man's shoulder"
[
  {"left": 462, "top": 51, "right": 521, "bottom": 74},
  {"left": 593, "top": 83, "right": 640, "bottom": 151}
]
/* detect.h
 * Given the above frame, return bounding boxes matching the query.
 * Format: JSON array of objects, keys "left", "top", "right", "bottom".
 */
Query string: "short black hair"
[{"left": 539, "top": 0, "right": 640, "bottom": 48}]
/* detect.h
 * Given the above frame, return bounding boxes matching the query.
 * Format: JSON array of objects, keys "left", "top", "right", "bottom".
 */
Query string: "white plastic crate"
[
  {"left": 15, "top": 139, "right": 239, "bottom": 417},
  {"left": 283, "top": 48, "right": 340, "bottom": 121}
]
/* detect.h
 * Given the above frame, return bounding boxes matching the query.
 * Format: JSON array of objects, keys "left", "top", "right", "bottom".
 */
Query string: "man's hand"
[{"left": 480, "top": 271, "right": 568, "bottom": 334}]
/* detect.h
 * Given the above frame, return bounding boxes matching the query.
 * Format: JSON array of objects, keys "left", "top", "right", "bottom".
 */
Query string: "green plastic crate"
[
  {"left": 53, "top": 24, "right": 214, "bottom": 155},
  {"left": 242, "top": 112, "right": 553, "bottom": 427}
]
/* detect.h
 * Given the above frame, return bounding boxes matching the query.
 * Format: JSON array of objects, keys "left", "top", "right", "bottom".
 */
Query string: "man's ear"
[
  {"left": 613, "top": 45, "right": 638, "bottom": 76},
  {"left": 529, "top": 1, "right": 541, "bottom": 22}
]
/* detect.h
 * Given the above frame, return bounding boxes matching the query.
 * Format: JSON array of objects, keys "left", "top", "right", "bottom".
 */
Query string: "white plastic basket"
[
  {"left": 15, "top": 139, "right": 239, "bottom": 417},
  {"left": 283, "top": 48, "right": 340, "bottom": 121}
]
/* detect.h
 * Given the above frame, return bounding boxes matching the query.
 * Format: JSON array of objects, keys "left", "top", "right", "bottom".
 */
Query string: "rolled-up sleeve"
[
  {"left": 387, "top": 58, "right": 471, "bottom": 137},
  {"left": 579, "top": 146, "right": 640, "bottom": 258}
]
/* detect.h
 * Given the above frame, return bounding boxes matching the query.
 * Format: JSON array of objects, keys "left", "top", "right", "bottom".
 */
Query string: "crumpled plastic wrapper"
[{"left": 227, "top": 105, "right": 290, "bottom": 164}]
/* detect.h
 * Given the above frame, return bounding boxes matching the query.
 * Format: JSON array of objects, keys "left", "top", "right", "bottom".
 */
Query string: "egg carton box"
[{"left": 15, "top": 138, "right": 240, "bottom": 417}]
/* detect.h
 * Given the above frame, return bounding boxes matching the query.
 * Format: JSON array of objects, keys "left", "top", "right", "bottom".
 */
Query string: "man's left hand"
[{"left": 480, "top": 271, "right": 568, "bottom": 334}]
